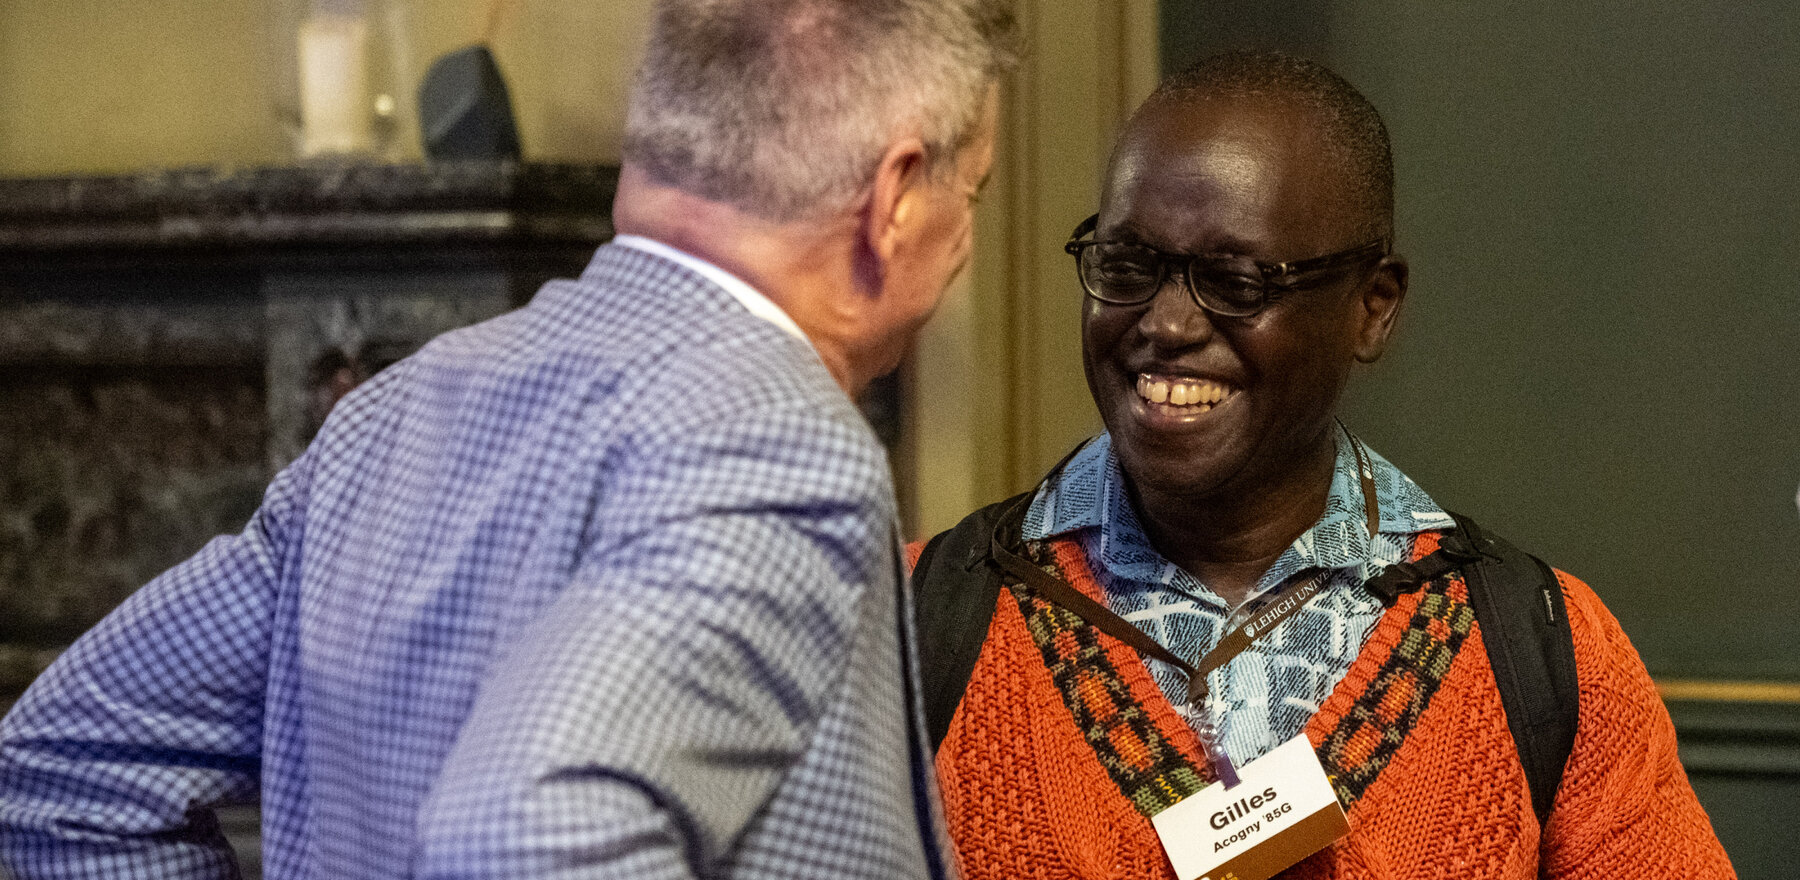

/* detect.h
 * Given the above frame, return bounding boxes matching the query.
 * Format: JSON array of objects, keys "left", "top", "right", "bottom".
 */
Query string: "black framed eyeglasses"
[{"left": 1063, "top": 214, "right": 1390, "bottom": 317}]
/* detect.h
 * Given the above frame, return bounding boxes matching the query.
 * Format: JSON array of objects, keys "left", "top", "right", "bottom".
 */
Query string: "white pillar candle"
[{"left": 298, "top": 13, "right": 373, "bottom": 157}]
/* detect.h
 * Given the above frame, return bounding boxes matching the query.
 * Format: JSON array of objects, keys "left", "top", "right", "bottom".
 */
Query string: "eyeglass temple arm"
[
  {"left": 1262, "top": 238, "right": 1391, "bottom": 280},
  {"left": 1064, "top": 214, "right": 1100, "bottom": 253}
]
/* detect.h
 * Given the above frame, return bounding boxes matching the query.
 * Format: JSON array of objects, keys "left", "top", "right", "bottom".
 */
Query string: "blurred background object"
[
  {"left": 418, "top": 44, "right": 522, "bottom": 161},
  {"left": 268, "top": 0, "right": 418, "bottom": 159},
  {"left": 0, "top": 0, "right": 647, "bottom": 175}
]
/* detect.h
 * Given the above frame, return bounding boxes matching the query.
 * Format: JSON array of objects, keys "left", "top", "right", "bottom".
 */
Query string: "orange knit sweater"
[{"left": 919, "top": 531, "right": 1735, "bottom": 879}]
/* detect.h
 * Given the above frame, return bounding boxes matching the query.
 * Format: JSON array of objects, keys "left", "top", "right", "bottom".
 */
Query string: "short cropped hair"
[
  {"left": 1150, "top": 51, "right": 1394, "bottom": 240},
  {"left": 625, "top": 0, "right": 1021, "bottom": 222}
]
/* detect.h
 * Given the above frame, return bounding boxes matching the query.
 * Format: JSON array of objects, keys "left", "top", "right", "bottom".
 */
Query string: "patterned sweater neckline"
[{"left": 1012, "top": 529, "right": 1477, "bottom": 816}]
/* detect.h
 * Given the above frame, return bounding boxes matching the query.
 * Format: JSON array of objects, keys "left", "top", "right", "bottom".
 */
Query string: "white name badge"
[{"left": 1150, "top": 734, "right": 1350, "bottom": 880}]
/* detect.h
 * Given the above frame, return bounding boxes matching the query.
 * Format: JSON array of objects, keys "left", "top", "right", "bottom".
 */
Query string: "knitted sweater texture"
[{"left": 928, "top": 531, "right": 1734, "bottom": 879}]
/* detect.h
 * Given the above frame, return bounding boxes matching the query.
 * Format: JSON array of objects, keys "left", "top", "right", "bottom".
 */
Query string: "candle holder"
[{"left": 265, "top": 0, "right": 419, "bottom": 162}]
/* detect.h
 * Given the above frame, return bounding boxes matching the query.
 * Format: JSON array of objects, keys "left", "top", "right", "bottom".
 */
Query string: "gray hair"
[{"left": 624, "top": 0, "right": 1020, "bottom": 222}]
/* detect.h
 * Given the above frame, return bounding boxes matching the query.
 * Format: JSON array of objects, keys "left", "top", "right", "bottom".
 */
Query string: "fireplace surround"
[{"left": 0, "top": 161, "right": 619, "bottom": 708}]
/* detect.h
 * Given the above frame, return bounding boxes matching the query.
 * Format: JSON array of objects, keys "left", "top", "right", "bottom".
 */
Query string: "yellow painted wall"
[
  {"left": 0, "top": 0, "right": 651, "bottom": 177},
  {"left": 0, "top": 0, "right": 281, "bottom": 175}
]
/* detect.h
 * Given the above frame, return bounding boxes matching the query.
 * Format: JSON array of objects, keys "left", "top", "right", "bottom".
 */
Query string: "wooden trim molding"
[
  {"left": 904, "top": 0, "right": 1160, "bottom": 539},
  {"left": 1657, "top": 678, "right": 1800, "bottom": 704},
  {"left": 1656, "top": 680, "right": 1800, "bottom": 779}
]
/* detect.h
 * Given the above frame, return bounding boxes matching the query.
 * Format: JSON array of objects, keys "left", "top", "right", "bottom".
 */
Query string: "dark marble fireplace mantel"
[
  {"left": 0, "top": 162, "right": 619, "bottom": 713},
  {"left": 0, "top": 161, "right": 617, "bottom": 257}
]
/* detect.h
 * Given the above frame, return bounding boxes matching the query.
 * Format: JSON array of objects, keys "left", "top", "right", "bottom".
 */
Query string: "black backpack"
[{"left": 911, "top": 494, "right": 1579, "bottom": 828}]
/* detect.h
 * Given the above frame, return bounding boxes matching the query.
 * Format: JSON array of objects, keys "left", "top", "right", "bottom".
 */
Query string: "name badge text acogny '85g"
[{"left": 1149, "top": 734, "right": 1349, "bottom": 880}]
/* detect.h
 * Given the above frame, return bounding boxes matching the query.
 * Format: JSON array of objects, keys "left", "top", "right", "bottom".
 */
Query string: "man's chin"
[{"left": 1108, "top": 414, "right": 1244, "bottom": 497}]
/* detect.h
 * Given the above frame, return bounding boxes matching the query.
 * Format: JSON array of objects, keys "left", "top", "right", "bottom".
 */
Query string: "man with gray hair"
[{"left": 0, "top": 1, "right": 1018, "bottom": 877}]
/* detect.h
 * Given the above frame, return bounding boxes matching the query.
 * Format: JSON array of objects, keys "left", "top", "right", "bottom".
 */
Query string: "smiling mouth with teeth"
[{"left": 1136, "top": 373, "right": 1234, "bottom": 411}]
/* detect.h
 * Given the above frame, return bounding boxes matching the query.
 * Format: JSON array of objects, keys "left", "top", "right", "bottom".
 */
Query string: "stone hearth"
[{"left": 0, "top": 162, "right": 619, "bottom": 709}]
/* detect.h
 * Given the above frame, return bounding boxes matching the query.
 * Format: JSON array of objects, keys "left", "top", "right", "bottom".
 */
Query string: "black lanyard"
[
  {"left": 989, "top": 429, "right": 1384, "bottom": 709},
  {"left": 989, "top": 536, "right": 1326, "bottom": 705}
]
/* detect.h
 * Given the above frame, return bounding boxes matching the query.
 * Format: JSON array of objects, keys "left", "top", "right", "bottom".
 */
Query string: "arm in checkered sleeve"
[
  {"left": 412, "top": 396, "right": 895, "bottom": 878},
  {"left": 0, "top": 455, "right": 310, "bottom": 880}
]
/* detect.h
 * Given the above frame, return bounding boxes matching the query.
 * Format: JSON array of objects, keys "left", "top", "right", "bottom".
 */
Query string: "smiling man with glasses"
[{"left": 911, "top": 51, "right": 1733, "bottom": 879}]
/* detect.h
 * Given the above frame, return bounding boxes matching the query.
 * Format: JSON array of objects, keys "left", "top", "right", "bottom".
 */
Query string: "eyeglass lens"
[{"left": 1078, "top": 244, "right": 1266, "bottom": 317}]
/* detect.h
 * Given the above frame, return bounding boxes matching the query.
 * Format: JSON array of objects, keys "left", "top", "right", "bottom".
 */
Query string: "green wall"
[
  {"left": 1164, "top": 1, "right": 1800, "bottom": 680},
  {"left": 1162, "top": 3, "right": 1800, "bottom": 875}
]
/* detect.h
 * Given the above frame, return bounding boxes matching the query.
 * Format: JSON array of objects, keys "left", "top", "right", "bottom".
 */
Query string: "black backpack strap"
[
  {"left": 913, "top": 490, "right": 1031, "bottom": 753},
  {"left": 1448, "top": 512, "right": 1580, "bottom": 828},
  {"left": 1361, "top": 512, "right": 1579, "bottom": 829},
  {"left": 915, "top": 441, "right": 1093, "bottom": 752}
]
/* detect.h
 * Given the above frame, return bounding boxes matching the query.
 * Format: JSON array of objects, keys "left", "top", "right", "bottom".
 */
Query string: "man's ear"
[
  {"left": 1353, "top": 255, "right": 1408, "bottom": 363},
  {"left": 865, "top": 136, "right": 930, "bottom": 265}
]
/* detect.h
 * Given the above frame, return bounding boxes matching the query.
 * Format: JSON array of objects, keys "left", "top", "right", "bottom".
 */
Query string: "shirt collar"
[
  {"left": 611, "top": 234, "right": 810, "bottom": 345},
  {"left": 1023, "top": 430, "right": 1454, "bottom": 587}
]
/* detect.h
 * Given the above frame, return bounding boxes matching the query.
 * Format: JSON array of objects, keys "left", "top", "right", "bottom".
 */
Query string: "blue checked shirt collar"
[
  {"left": 612, "top": 234, "right": 811, "bottom": 345},
  {"left": 1022, "top": 430, "right": 1454, "bottom": 609}
]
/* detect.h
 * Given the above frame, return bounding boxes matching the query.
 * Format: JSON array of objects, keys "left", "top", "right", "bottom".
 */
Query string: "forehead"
[{"left": 1100, "top": 93, "right": 1359, "bottom": 258}]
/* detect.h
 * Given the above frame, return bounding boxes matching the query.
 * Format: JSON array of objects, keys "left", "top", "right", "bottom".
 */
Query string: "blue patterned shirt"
[
  {"left": 1023, "top": 431, "right": 1453, "bottom": 768},
  {"left": 0, "top": 244, "right": 948, "bottom": 880}
]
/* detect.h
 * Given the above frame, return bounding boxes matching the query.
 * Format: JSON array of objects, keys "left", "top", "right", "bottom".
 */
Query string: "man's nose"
[{"left": 1137, "top": 276, "right": 1214, "bottom": 350}]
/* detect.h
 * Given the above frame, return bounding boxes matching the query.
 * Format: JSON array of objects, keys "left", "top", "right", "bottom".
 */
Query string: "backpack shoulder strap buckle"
[{"left": 1363, "top": 529, "right": 1491, "bottom": 606}]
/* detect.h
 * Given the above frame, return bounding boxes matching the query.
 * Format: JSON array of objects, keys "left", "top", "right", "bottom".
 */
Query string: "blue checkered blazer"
[{"left": 0, "top": 244, "right": 950, "bottom": 880}]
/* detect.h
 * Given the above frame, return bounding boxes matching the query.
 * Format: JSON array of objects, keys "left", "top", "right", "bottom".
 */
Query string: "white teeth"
[
  {"left": 1136, "top": 374, "right": 1231, "bottom": 408},
  {"left": 1138, "top": 375, "right": 1171, "bottom": 404}
]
